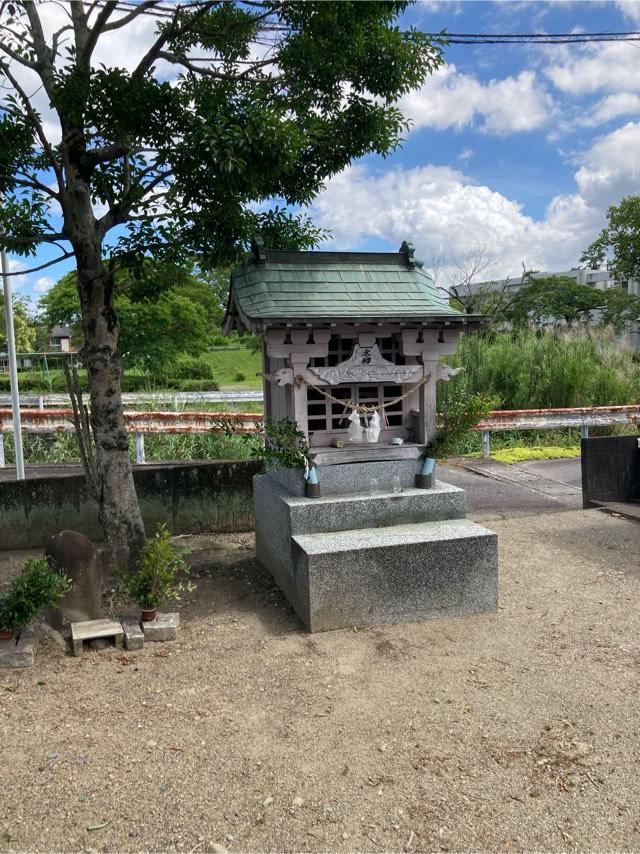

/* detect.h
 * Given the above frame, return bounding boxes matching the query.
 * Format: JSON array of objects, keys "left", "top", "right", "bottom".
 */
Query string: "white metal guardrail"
[
  {"left": 475, "top": 404, "right": 640, "bottom": 456},
  {"left": 0, "top": 404, "right": 639, "bottom": 465},
  {"left": 0, "top": 409, "right": 263, "bottom": 465},
  {"left": 0, "top": 390, "right": 263, "bottom": 408}
]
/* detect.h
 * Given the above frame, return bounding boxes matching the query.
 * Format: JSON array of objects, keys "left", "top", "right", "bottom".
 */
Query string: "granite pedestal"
[{"left": 254, "top": 460, "right": 498, "bottom": 632}]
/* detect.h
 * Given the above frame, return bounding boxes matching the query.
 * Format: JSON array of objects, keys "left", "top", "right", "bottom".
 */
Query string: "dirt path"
[{"left": 1, "top": 509, "right": 640, "bottom": 853}]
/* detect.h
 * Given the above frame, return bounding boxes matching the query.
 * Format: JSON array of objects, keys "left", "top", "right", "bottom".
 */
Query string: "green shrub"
[
  {"left": 0, "top": 557, "right": 72, "bottom": 633},
  {"left": 119, "top": 525, "right": 194, "bottom": 611},
  {"left": 174, "top": 378, "right": 220, "bottom": 391},
  {"left": 212, "top": 335, "right": 229, "bottom": 347},
  {"left": 253, "top": 418, "right": 314, "bottom": 471},
  {"left": 431, "top": 386, "right": 497, "bottom": 457},
  {"left": 233, "top": 371, "right": 246, "bottom": 382},
  {"left": 168, "top": 356, "right": 215, "bottom": 380}
]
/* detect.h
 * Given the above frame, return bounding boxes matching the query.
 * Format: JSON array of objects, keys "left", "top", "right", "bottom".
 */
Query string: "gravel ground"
[{"left": 1, "top": 508, "right": 640, "bottom": 853}]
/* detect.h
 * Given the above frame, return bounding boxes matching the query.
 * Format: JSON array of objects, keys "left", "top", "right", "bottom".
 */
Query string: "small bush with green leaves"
[
  {"left": 168, "top": 356, "right": 216, "bottom": 381},
  {"left": 253, "top": 417, "right": 315, "bottom": 472},
  {"left": 120, "top": 525, "right": 194, "bottom": 611},
  {"left": 431, "top": 385, "right": 497, "bottom": 458},
  {"left": 0, "top": 557, "right": 72, "bottom": 632}
]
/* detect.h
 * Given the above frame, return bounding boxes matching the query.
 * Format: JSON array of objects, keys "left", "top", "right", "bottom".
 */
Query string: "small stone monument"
[
  {"left": 44, "top": 531, "right": 103, "bottom": 631},
  {"left": 224, "top": 240, "right": 500, "bottom": 632}
]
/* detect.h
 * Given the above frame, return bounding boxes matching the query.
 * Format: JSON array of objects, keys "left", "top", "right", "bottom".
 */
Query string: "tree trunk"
[{"left": 73, "top": 234, "right": 146, "bottom": 567}]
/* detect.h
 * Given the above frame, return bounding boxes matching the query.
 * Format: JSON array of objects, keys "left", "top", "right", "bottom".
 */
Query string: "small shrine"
[
  {"left": 224, "top": 239, "right": 498, "bottom": 633},
  {"left": 224, "top": 238, "right": 488, "bottom": 465}
]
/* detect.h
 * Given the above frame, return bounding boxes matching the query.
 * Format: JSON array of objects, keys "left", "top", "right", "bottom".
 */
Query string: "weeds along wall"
[{"left": 442, "top": 326, "right": 640, "bottom": 410}]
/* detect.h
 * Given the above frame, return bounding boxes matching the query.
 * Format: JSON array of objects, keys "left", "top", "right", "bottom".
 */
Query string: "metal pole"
[
  {"left": 135, "top": 432, "right": 146, "bottom": 464},
  {"left": 1, "top": 245, "right": 25, "bottom": 479}
]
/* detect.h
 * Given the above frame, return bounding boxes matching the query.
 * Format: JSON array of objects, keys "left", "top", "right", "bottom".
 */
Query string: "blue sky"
[
  {"left": 8, "top": 0, "right": 640, "bottom": 299},
  {"left": 311, "top": 0, "right": 640, "bottom": 285}
]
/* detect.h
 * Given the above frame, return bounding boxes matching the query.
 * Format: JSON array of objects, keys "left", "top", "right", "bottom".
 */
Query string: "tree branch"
[
  {"left": 0, "top": 249, "right": 74, "bottom": 275},
  {"left": 81, "top": 0, "right": 117, "bottom": 62},
  {"left": 10, "top": 171, "right": 61, "bottom": 200},
  {"left": 0, "top": 30, "right": 37, "bottom": 69},
  {"left": 100, "top": 1, "right": 161, "bottom": 33},
  {"left": 133, "top": 2, "right": 219, "bottom": 81},
  {"left": 85, "top": 141, "right": 132, "bottom": 167},
  {"left": 69, "top": 1, "right": 90, "bottom": 57},
  {"left": 51, "top": 23, "right": 73, "bottom": 60},
  {"left": 7, "top": 231, "right": 67, "bottom": 245},
  {"left": 0, "top": 58, "right": 64, "bottom": 187},
  {"left": 22, "top": 2, "right": 57, "bottom": 99}
]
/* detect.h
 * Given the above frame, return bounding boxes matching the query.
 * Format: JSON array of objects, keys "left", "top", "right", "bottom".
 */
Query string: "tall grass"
[
  {"left": 1, "top": 431, "right": 262, "bottom": 465},
  {"left": 445, "top": 325, "right": 640, "bottom": 409}
]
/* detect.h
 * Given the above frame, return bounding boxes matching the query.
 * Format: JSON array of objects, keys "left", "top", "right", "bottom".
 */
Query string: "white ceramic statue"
[
  {"left": 347, "top": 409, "right": 363, "bottom": 443},
  {"left": 365, "top": 410, "right": 381, "bottom": 443}
]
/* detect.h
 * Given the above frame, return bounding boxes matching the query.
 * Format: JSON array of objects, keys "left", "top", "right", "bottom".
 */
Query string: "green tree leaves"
[
  {"left": 39, "top": 266, "right": 221, "bottom": 368},
  {"left": 582, "top": 195, "right": 640, "bottom": 283}
]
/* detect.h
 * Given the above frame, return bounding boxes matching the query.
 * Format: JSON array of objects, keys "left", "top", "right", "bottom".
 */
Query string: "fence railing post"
[
  {"left": 135, "top": 432, "right": 146, "bottom": 464},
  {"left": 0, "top": 434, "right": 4, "bottom": 467},
  {"left": 581, "top": 424, "right": 589, "bottom": 439},
  {"left": 481, "top": 429, "right": 491, "bottom": 457}
]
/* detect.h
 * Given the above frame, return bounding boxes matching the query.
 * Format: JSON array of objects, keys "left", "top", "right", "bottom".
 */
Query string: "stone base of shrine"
[{"left": 254, "top": 465, "right": 498, "bottom": 632}]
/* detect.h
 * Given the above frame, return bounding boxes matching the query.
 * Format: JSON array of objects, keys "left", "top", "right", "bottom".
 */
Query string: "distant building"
[
  {"left": 460, "top": 268, "right": 640, "bottom": 347},
  {"left": 0, "top": 324, "right": 76, "bottom": 373},
  {"left": 466, "top": 267, "right": 638, "bottom": 297},
  {"left": 48, "top": 324, "right": 73, "bottom": 352}
]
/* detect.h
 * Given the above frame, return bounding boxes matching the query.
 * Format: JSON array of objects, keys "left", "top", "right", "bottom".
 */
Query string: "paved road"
[
  {"left": 440, "top": 457, "right": 583, "bottom": 520},
  {"left": 516, "top": 457, "right": 582, "bottom": 488}
]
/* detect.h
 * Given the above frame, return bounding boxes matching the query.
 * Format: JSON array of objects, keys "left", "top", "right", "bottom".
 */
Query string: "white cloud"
[
  {"left": 617, "top": 1, "right": 640, "bottom": 23},
  {"left": 399, "top": 66, "right": 553, "bottom": 136},
  {"left": 458, "top": 147, "right": 474, "bottom": 162},
  {"left": 310, "top": 121, "right": 640, "bottom": 283},
  {"left": 3, "top": 257, "right": 29, "bottom": 291},
  {"left": 546, "top": 41, "right": 640, "bottom": 96},
  {"left": 574, "top": 121, "right": 640, "bottom": 208},
  {"left": 33, "top": 276, "right": 55, "bottom": 294},
  {"left": 585, "top": 92, "right": 640, "bottom": 126}
]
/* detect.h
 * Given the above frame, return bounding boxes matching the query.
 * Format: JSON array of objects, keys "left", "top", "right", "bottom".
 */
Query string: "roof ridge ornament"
[
  {"left": 251, "top": 235, "right": 267, "bottom": 264},
  {"left": 399, "top": 240, "right": 423, "bottom": 269}
]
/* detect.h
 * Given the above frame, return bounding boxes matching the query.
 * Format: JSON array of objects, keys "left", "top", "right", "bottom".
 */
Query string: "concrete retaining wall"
[
  {"left": 0, "top": 460, "right": 261, "bottom": 550},
  {"left": 581, "top": 435, "right": 640, "bottom": 508}
]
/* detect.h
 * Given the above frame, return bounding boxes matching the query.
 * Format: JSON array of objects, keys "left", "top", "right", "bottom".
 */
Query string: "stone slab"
[
  {"left": 269, "top": 458, "right": 430, "bottom": 497},
  {"left": 141, "top": 613, "right": 179, "bottom": 642},
  {"left": 291, "top": 519, "right": 498, "bottom": 632},
  {"left": 0, "top": 625, "right": 40, "bottom": 668},
  {"left": 71, "top": 618, "right": 124, "bottom": 656},
  {"left": 121, "top": 618, "right": 145, "bottom": 651},
  {"left": 255, "top": 472, "right": 465, "bottom": 537}
]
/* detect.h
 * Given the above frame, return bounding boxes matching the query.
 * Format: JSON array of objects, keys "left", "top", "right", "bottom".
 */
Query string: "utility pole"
[{"left": 1, "top": 244, "right": 25, "bottom": 480}]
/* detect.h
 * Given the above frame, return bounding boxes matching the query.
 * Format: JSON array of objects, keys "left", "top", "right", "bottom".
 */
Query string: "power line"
[
  {"left": 86, "top": 3, "right": 640, "bottom": 43},
  {"left": 428, "top": 30, "right": 640, "bottom": 44}
]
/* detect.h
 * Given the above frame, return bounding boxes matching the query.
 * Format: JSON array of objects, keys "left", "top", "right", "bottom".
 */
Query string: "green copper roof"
[{"left": 224, "top": 239, "right": 485, "bottom": 333}]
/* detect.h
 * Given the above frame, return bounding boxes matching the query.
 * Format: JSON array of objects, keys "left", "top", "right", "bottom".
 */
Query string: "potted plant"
[
  {"left": 120, "top": 525, "right": 194, "bottom": 621},
  {"left": 0, "top": 557, "right": 72, "bottom": 640}
]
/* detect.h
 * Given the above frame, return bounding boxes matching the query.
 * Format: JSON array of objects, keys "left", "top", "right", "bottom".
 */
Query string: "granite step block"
[
  {"left": 141, "top": 613, "right": 179, "bottom": 642},
  {"left": 254, "top": 473, "right": 465, "bottom": 537},
  {"left": 0, "top": 625, "right": 40, "bottom": 668},
  {"left": 290, "top": 519, "right": 498, "bottom": 632},
  {"left": 121, "top": 618, "right": 145, "bottom": 651}
]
